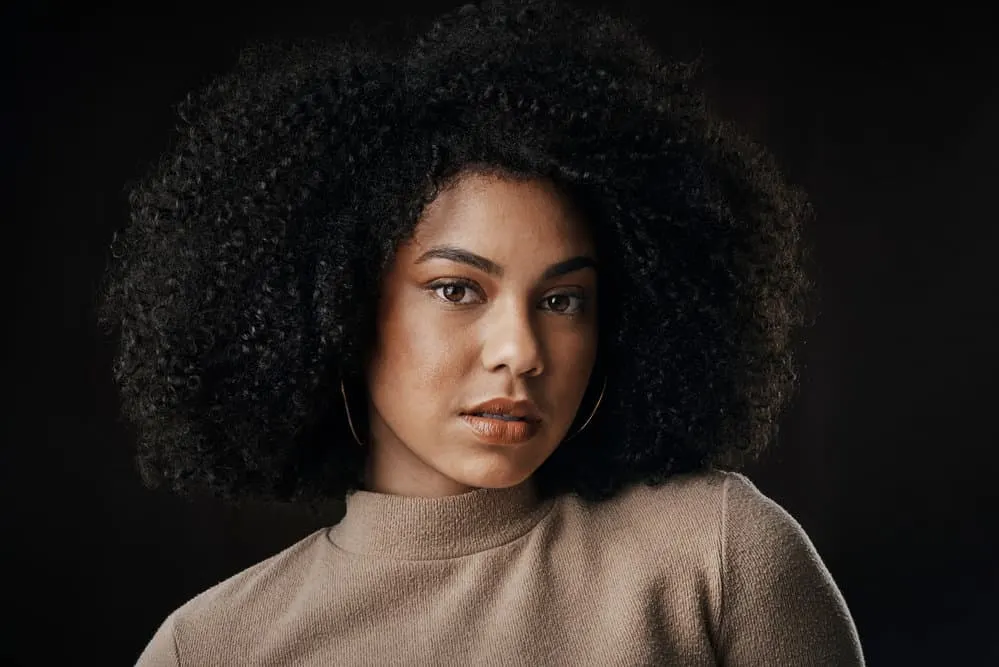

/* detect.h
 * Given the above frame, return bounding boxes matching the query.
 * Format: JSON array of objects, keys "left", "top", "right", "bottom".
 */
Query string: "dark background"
[{"left": 6, "top": 1, "right": 998, "bottom": 664}]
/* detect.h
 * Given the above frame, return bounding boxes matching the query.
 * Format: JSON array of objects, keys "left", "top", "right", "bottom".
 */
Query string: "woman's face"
[{"left": 363, "top": 172, "right": 599, "bottom": 497}]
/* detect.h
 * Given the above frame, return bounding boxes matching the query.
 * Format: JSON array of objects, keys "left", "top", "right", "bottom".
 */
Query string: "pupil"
[
  {"left": 549, "top": 295, "right": 568, "bottom": 311},
  {"left": 444, "top": 285, "right": 465, "bottom": 301}
]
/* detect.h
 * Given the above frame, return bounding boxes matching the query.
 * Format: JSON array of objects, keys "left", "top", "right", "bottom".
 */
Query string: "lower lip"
[{"left": 460, "top": 415, "right": 540, "bottom": 445}]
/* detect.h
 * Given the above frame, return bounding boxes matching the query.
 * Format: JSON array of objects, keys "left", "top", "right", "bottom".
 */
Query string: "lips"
[
  {"left": 461, "top": 397, "right": 541, "bottom": 423},
  {"left": 469, "top": 412, "right": 527, "bottom": 422},
  {"left": 460, "top": 397, "right": 542, "bottom": 444},
  {"left": 460, "top": 414, "right": 540, "bottom": 444}
]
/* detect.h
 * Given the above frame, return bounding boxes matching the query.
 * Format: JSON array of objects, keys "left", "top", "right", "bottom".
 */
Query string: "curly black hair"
[{"left": 95, "top": 0, "right": 814, "bottom": 509}]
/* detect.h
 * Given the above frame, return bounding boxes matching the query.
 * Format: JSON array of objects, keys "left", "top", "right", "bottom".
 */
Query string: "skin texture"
[{"left": 363, "top": 173, "right": 599, "bottom": 496}]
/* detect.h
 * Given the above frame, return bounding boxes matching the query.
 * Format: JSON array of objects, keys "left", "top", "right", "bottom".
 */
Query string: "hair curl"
[{"left": 95, "top": 0, "right": 814, "bottom": 509}]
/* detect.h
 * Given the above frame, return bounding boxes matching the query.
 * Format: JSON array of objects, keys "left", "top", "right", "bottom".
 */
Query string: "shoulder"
[
  {"left": 575, "top": 468, "right": 801, "bottom": 571},
  {"left": 631, "top": 468, "right": 821, "bottom": 583},
  {"left": 585, "top": 467, "right": 753, "bottom": 533},
  {"left": 180, "top": 527, "right": 329, "bottom": 617},
  {"left": 139, "top": 528, "right": 331, "bottom": 663},
  {"left": 592, "top": 466, "right": 734, "bottom": 517},
  {"left": 567, "top": 468, "right": 734, "bottom": 567},
  {"left": 716, "top": 470, "right": 824, "bottom": 579},
  {"left": 563, "top": 470, "right": 865, "bottom": 663}
]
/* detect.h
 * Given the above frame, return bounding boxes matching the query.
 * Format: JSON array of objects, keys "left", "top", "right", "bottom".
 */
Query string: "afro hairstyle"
[{"left": 95, "top": 0, "right": 814, "bottom": 509}]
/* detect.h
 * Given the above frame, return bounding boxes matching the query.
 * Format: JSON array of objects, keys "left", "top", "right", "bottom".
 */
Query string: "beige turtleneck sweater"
[{"left": 135, "top": 469, "right": 864, "bottom": 666}]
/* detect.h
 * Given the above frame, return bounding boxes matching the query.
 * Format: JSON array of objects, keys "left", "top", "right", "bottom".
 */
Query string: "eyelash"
[{"left": 427, "top": 279, "right": 587, "bottom": 315}]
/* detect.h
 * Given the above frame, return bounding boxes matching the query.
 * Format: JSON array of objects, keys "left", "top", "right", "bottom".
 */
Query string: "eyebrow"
[{"left": 415, "top": 246, "right": 598, "bottom": 281}]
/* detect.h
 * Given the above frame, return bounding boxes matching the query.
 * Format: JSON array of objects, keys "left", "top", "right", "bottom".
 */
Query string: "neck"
[{"left": 329, "top": 475, "right": 553, "bottom": 560}]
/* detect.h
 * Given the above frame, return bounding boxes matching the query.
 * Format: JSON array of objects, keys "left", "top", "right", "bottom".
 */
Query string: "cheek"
[
  {"left": 565, "top": 336, "right": 598, "bottom": 380},
  {"left": 369, "top": 294, "right": 474, "bottom": 397},
  {"left": 545, "top": 324, "right": 598, "bottom": 395}
]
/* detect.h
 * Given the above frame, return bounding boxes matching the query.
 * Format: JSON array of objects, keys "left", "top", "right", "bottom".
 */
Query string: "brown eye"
[
  {"left": 441, "top": 284, "right": 466, "bottom": 302},
  {"left": 540, "top": 292, "right": 585, "bottom": 314},
  {"left": 546, "top": 295, "right": 571, "bottom": 312},
  {"left": 430, "top": 281, "right": 482, "bottom": 305}
]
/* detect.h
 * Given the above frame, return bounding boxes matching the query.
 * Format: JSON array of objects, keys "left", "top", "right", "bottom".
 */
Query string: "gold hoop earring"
[
  {"left": 564, "top": 376, "right": 606, "bottom": 442},
  {"left": 340, "top": 379, "right": 365, "bottom": 447}
]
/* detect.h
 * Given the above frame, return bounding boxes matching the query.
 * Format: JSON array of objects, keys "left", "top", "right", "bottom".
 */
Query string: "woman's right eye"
[{"left": 430, "top": 281, "right": 482, "bottom": 305}]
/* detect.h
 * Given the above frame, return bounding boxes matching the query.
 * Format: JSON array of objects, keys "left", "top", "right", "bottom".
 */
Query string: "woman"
[{"left": 98, "top": 0, "right": 865, "bottom": 664}]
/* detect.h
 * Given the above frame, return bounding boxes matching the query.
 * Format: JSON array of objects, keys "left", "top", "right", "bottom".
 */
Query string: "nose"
[{"left": 480, "top": 298, "right": 545, "bottom": 378}]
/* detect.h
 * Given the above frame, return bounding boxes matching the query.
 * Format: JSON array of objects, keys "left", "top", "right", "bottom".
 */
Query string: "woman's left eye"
[{"left": 541, "top": 293, "right": 585, "bottom": 314}]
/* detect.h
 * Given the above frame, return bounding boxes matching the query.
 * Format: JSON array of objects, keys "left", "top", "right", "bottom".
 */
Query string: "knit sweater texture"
[{"left": 135, "top": 469, "right": 865, "bottom": 665}]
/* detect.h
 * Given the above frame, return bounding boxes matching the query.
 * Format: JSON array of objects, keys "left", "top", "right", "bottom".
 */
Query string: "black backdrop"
[{"left": 5, "top": 1, "right": 998, "bottom": 664}]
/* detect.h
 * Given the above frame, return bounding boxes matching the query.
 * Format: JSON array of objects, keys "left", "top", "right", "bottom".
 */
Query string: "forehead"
[{"left": 411, "top": 172, "right": 593, "bottom": 252}]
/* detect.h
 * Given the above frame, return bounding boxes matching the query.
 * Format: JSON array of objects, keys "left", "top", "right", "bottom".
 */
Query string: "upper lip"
[{"left": 462, "top": 398, "right": 542, "bottom": 422}]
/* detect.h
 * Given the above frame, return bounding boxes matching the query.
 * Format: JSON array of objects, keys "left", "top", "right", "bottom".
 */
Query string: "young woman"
[{"left": 98, "top": 0, "right": 865, "bottom": 664}]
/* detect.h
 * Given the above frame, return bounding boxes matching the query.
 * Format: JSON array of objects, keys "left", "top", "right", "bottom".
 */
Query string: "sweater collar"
[{"left": 327, "top": 477, "right": 553, "bottom": 560}]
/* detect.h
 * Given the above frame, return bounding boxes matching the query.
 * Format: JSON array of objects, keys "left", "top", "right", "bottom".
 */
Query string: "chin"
[{"left": 446, "top": 449, "right": 546, "bottom": 490}]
